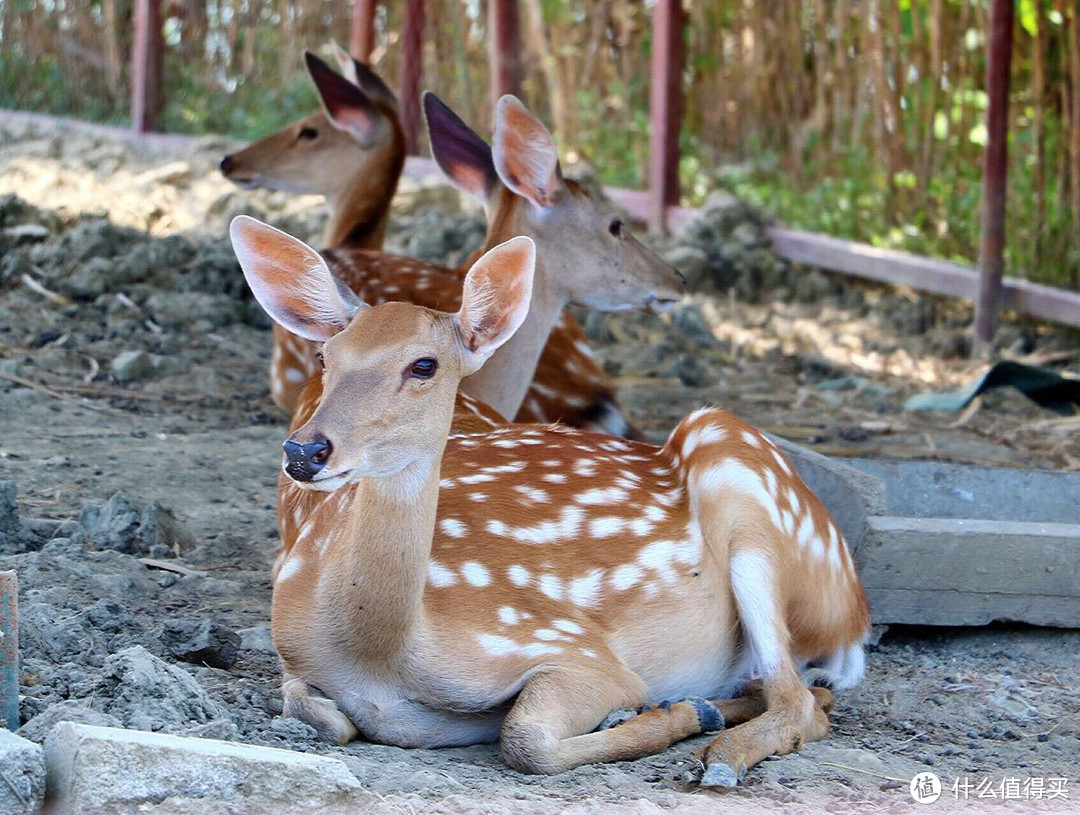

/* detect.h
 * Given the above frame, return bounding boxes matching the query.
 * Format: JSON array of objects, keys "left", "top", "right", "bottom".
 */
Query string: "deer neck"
[
  {"left": 459, "top": 192, "right": 566, "bottom": 420},
  {"left": 319, "top": 455, "right": 442, "bottom": 659},
  {"left": 322, "top": 140, "right": 405, "bottom": 250}
]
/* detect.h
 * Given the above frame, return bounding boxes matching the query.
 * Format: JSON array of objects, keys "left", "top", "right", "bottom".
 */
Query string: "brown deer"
[
  {"left": 221, "top": 51, "right": 683, "bottom": 434},
  {"left": 230, "top": 215, "right": 871, "bottom": 787}
]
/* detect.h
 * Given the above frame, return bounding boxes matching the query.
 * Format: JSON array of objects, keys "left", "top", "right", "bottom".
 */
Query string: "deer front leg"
[
  {"left": 281, "top": 672, "right": 359, "bottom": 745},
  {"left": 500, "top": 665, "right": 770, "bottom": 774}
]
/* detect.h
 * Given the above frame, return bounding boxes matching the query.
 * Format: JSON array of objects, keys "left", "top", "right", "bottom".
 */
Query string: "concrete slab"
[
  {"left": 848, "top": 459, "right": 1080, "bottom": 524},
  {"left": 44, "top": 722, "right": 367, "bottom": 813}
]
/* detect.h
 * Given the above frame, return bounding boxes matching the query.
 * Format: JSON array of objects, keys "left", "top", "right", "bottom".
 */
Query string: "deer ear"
[
  {"left": 330, "top": 41, "right": 359, "bottom": 83},
  {"left": 329, "top": 42, "right": 399, "bottom": 111},
  {"left": 492, "top": 95, "right": 564, "bottom": 208},
  {"left": 306, "top": 51, "right": 381, "bottom": 145},
  {"left": 424, "top": 92, "right": 497, "bottom": 203},
  {"left": 230, "top": 216, "right": 364, "bottom": 342},
  {"left": 457, "top": 236, "right": 535, "bottom": 369}
]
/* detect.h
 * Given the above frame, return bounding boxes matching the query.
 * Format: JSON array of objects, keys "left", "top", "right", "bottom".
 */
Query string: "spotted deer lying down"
[{"left": 230, "top": 216, "right": 871, "bottom": 787}]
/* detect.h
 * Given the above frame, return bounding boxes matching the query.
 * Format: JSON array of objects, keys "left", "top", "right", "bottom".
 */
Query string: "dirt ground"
[{"left": 0, "top": 113, "right": 1077, "bottom": 814}]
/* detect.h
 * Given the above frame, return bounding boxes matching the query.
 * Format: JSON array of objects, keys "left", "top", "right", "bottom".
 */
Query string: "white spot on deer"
[
  {"left": 508, "top": 565, "right": 532, "bottom": 587},
  {"left": 681, "top": 424, "right": 727, "bottom": 457},
  {"left": 697, "top": 459, "right": 784, "bottom": 532},
  {"left": 487, "top": 506, "right": 584, "bottom": 544},
  {"left": 277, "top": 554, "right": 303, "bottom": 582},
  {"left": 788, "top": 488, "right": 802, "bottom": 515},
  {"left": 771, "top": 448, "right": 792, "bottom": 476},
  {"left": 637, "top": 540, "right": 678, "bottom": 582},
  {"left": 494, "top": 439, "right": 520, "bottom": 448},
  {"left": 780, "top": 509, "right": 795, "bottom": 537},
  {"left": 569, "top": 569, "right": 604, "bottom": 608},
  {"left": 522, "top": 642, "right": 563, "bottom": 657},
  {"left": 514, "top": 485, "right": 550, "bottom": 503},
  {"left": 809, "top": 536, "right": 826, "bottom": 563},
  {"left": 577, "top": 486, "right": 628, "bottom": 505},
  {"left": 644, "top": 504, "right": 667, "bottom": 522},
  {"left": 573, "top": 459, "right": 597, "bottom": 477},
  {"left": 542, "top": 473, "right": 567, "bottom": 484},
  {"left": 460, "top": 473, "right": 496, "bottom": 484},
  {"left": 542, "top": 460, "right": 562, "bottom": 467},
  {"left": 553, "top": 619, "right": 584, "bottom": 635},
  {"left": 589, "top": 516, "right": 624, "bottom": 538},
  {"left": 538, "top": 573, "right": 564, "bottom": 601},
  {"left": 764, "top": 468, "right": 779, "bottom": 498},
  {"left": 534, "top": 628, "right": 568, "bottom": 642},
  {"left": 741, "top": 430, "right": 761, "bottom": 448},
  {"left": 469, "top": 492, "right": 488, "bottom": 502},
  {"left": 497, "top": 606, "right": 521, "bottom": 626},
  {"left": 482, "top": 461, "right": 527, "bottom": 475},
  {"left": 440, "top": 518, "right": 467, "bottom": 538},
  {"left": 611, "top": 563, "right": 644, "bottom": 591},
  {"left": 428, "top": 561, "right": 457, "bottom": 587},
  {"left": 285, "top": 367, "right": 305, "bottom": 383},
  {"left": 797, "top": 514, "right": 816, "bottom": 549},
  {"left": 462, "top": 561, "right": 492, "bottom": 587},
  {"left": 476, "top": 633, "right": 518, "bottom": 657},
  {"left": 827, "top": 538, "right": 843, "bottom": 571},
  {"left": 580, "top": 648, "right": 598, "bottom": 659},
  {"left": 730, "top": 551, "right": 782, "bottom": 676},
  {"left": 600, "top": 440, "right": 632, "bottom": 453}
]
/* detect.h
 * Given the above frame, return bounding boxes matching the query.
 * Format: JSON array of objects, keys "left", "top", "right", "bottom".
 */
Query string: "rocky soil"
[{"left": 0, "top": 112, "right": 1077, "bottom": 813}]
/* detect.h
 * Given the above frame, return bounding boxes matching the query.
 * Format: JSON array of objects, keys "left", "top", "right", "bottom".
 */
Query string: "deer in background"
[
  {"left": 221, "top": 49, "right": 683, "bottom": 434},
  {"left": 231, "top": 215, "right": 871, "bottom": 787}
]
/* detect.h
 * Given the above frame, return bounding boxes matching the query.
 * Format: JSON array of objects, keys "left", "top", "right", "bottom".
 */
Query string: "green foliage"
[{"left": 0, "top": 52, "right": 126, "bottom": 124}]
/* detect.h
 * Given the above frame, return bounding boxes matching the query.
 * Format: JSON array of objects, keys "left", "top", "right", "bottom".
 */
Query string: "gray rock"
[
  {"left": 92, "top": 646, "right": 232, "bottom": 733},
  {"left": 144, "top": 291, "right": 245, "bottom": 329},
  {"left": 44, "top": 723, "right": 365, "bottom": 813},
  {"left": 238, "top": 625, "right": 277, "bottom": 655},
  {"left": 17, "top": 701, "right": 123, "bottom": 744},
  {"left": 3, "top": 223, "right": 51, "bottom": 242},
  {"left": 79, "top": 493, "right": 194, "bottom": 555},
  {"left": 0, "top": 729, "right": 46, "bottom": 814},
  {"left": 110, "top": 349, "right": 153, "bottom": 383},
  {"left": 161, "top": 619, "right": 241, "bottom": 669}
]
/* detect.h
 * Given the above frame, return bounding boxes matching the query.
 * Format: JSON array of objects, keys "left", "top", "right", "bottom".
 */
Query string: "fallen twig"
[{"left": 20, "top": 272, "right": 72, "bottom": 306}]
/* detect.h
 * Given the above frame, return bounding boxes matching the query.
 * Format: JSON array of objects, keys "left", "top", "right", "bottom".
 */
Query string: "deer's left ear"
[
  {"left": 492, "top": 95, "right": 564, "bottom": 209},
  {"left": 456, "top": 236, "right": 536, "bottom": 370},
  {"left": 306, "top": 51, "right": 382, "bottom": 146}
]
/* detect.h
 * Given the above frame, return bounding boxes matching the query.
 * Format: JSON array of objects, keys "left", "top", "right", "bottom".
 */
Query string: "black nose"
[
  {"left": 219, "top": 154, "right": 235, "bottom": 176},
  {"left": 282, "top": 435, "right": 332, "bottom": 482}
]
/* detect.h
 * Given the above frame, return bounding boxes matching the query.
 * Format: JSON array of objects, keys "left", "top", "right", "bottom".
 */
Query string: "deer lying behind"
[
  {"left": 221, "top": 50, "right": 675, "bottom": 437},
  {"left": 231, "top": 215, "right": 871, "bottom": 787}
]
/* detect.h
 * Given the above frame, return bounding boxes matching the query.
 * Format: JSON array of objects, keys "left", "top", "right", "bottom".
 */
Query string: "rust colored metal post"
[
  {"left": 0, "top": 570, "right": 18, "bottom": 731},
  {"left": 974, "top": 0, "right": 1015, "bottom": 352},
  {"left": 131, "top": 0, "right": 164, "bottom": 133},
  {"left": 489, "top": 0, "right": 522, "bottom": 111},
  {"left": 350, "top": 0, "right": 377, "bottom": 63},
  {"left": 647, "top": 0, "right": 686, "bottom": 233},
  {"left": 399, "top": 0, "right": 425, "bottom": 154}
]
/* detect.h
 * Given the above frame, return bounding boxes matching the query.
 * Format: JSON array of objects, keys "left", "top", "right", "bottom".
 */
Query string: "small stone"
[
  {"left": 238, "top": 625, "right": 277, "bottom": 655},
  {"left": 0, "top": 730, "right": 46, "bottom": 814},
  {"left": 17, "top": 701, "right": 123, "bottom": 744},
  {"left": 110, "top": 349, "right": 153, "bottom": 383},
  {"left": 161, "top": 619, "right": 242, "bottom": 669},
  {"left": 3, "top": 223, "right": 51, "bottom": 242}
]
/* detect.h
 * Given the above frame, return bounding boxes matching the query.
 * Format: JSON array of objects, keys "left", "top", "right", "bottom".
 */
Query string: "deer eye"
[
  {"left": 298, "top": 127, "right": 319, "bottom": 141},
  {"left": 408, "top": 358, "right": 438, "bottom": 379},
  {"left": 608, "top": 218, "right": 624, "bottom": 238},
  {"left": 315, "top": 351, "right": 325, "bottom": 371}
]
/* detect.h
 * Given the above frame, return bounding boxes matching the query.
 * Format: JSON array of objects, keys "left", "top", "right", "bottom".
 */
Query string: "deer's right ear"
[
  {"left": 230, "top": 216, "right": 364, "bottom": 342},
  {"left": 424, "top": 92, "right": 497, "bottom": 203},
  {"left": 306, "top": 51, "right": 381, "bottom": 145},
  {"left": 456, "top": 236, "right": 535, "bottom": 370}
]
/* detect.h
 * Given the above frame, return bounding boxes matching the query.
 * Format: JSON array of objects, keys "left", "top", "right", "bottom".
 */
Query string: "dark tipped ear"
[
  {"left": 230, "top": 216, "right": 365, "bottom": 342},
  {"left": 305, "top": 51, "right": 381, "bottom": 145},
  {"left": 457, "top": 236, "right": 535, "bottom": 369},
  {"left": 492, "top": 95, "right": 564, "bottom": 208},
  {"left": 352, "top": 62, "right": 399, "bottom": 112},
  {"left": 424, "top": 91, "right": 497, "bottom": 203}
]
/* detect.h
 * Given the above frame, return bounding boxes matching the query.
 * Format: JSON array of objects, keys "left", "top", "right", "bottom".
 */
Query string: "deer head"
[
  {"left": 220, "top": 52, "right": 405, "bottom": 250},
  {"left": 425, "top": 92, "right": 685, "bottom": 314},
  {"left": 230, "top": 215, "right": 535, "bottom": 491}
]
